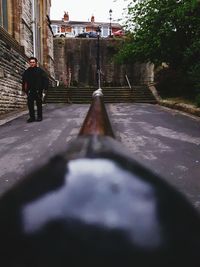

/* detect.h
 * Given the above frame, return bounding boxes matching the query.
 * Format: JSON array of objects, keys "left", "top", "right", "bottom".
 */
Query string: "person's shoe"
[
  {"left": 27, "top": 118, "right": 35, "bottom": 123},
  {"left": 36, "top": 117, "right": 42, "bottom": 122}
]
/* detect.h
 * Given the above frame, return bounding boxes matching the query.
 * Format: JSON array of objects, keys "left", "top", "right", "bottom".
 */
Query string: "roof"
[{"left": 51, "top": 20, "right": 122, "bottom": 28}]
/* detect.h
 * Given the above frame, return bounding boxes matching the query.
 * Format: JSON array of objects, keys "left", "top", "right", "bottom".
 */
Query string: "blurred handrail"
[{"left": 78, "top": 89, "right": 115, "bottom": 137}]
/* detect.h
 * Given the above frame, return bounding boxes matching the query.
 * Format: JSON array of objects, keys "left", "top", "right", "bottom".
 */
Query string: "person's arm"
[
  {"left": 42, "top": 70, "right": 49, "bottom": 95},
  {"left": 41, "top": 70, "right": 49, "bottom": 103},
  {"left": 22, "top": 72, "right": 28, "bottom": 94},
  {"left": 42, "top": 70, "right": 49, "bottom": 93}
]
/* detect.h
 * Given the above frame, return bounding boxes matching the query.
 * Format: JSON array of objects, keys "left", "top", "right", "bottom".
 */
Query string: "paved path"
[
  {"left": 0, "top": 104, "right": 89, "bottom": 195},
  {"left": 0, "top": 103, "right": 200, "bottom": 211},
  {"left": 107, "top": 103, "right": 200, "bottom": 210}
]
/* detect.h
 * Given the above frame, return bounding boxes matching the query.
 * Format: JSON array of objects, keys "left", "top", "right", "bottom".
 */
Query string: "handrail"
[
  {"left": 125, "top": 74, "right": 132, "bottom": 89},
  {"left": 0, "top": 84, "right": 200, "bottom": 266},
  {"left": 79, "top": 89, "right": 115, "bottom": 137}
]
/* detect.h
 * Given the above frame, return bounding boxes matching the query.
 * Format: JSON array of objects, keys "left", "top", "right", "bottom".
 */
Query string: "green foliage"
[
  {"left": 118, "top": 0, "right": 200, "bottom": 95},
  {"left": 185, "top": 39, "right": 200, "bottom": 92},
  {"left": 195, "top": 94, "right": 200, "bottom": 107},
  {"left": 188, "top": 63, "right": 200, "bottom": 91}
]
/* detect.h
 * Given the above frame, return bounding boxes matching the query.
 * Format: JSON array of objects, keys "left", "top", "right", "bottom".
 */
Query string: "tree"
[{"left": 118, "top": 0, "right": 200, "bottom": 97}]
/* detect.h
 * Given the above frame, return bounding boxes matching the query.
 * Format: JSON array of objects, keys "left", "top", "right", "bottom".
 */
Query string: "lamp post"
[
  {"left": 96, "top": 25, "right": 101, "bottom": 89},
  {"left": 109, "top": 9, "right": 112, "bottom": 38}
]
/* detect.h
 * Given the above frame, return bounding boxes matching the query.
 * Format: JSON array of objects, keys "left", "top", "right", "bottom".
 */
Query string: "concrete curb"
[
  {"left": 0, "top": 109, "right": 29, "bottom": 126},
  {"left": 158, "top": 100, "right": 200, "bottom": 117},
  {"left": 148, "top": 84, "right": 200, "bottom": 117}
]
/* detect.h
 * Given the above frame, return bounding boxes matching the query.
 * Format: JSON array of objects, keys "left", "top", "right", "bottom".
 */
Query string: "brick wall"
[
  {"left": 0, "top": 29, "right": 27, "bottom": 114},
  {"left": 0, "top": 0, "right": 55, "bottom": 115},
  {"left": 21, "top": 0, "right": 33, "bottom": 57},
  {"left": 0, "top": 0, "right": 32, "bottom": 115},
  {"left": 47, "top": 26, "right": 55, "bottom": 78}
]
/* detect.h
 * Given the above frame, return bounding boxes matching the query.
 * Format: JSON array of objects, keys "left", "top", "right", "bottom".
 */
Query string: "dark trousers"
[{"left": 27, "top": 91, "right": 42, "bottom": 119}]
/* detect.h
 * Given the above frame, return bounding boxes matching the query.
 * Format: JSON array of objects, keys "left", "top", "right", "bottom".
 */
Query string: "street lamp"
[
  {"left": 109, "top": 9, "right": 112, "bottom": 38},
  {"left": 96, "top": 25, "right": 101, "bottom": 89}
]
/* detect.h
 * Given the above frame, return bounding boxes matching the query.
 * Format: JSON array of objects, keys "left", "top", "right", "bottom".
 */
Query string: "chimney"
[
  {"left": 63, "top": 11, "right": 69, "bottom": 22},
  {"left": 91, "top": 15, "right": 95, "bottom": 23}
]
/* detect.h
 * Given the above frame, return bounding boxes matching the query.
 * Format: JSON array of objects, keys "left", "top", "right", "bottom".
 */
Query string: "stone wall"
[
  {"left": 0, "top": 0, "right": 55, "bottom": 115},
  {"left": 0, "top": 28, "right": 27, "bottom": 114},
  {"left": 54, "top": 38, "right": 154, "bottom": 87},
  {"left": 21, "top": 0, "right": 33, "bottom": 57},
  {"left": 47, "top": 26, "right": 55, "bottom": 78},
  {"left": 0, "top": 26, "right": 55, "bottom": 115}
]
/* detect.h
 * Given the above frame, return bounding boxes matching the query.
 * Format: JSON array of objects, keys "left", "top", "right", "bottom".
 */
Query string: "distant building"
[
  {"left": 0, "top": 0, "right": 55, "bottom": 114},
  {"left": 51, "top": 12, "right": 122, "bottom": 37}
]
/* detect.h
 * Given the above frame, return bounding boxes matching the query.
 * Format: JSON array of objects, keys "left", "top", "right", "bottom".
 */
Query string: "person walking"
[{"left": 22, "top": 57, "right": 48, "bottom": 122}]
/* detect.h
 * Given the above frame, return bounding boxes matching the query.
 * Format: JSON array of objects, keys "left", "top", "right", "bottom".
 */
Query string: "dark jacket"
[{"left": 22, "top": 66, "right": 48, "bottom": 94}]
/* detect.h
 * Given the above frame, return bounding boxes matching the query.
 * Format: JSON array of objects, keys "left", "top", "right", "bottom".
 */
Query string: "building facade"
[
  {"left": 51, "top": 12, "right": 122, "bottom": 38},
  {"left": 0, "top": 0, "right": 55, "bottom": 114}
]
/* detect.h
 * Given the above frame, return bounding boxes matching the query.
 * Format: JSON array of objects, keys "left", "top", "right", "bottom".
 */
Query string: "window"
[
  {"left": 51, "top": 25, "right": 58, "bottom": 34},
  {"left": 101, "top": 27, "right": 109, "bottom": 37},
  {"left": 0, "top": 0, "right": 13, "bottom": 33},
  {"left": 0, "top": 0, "right": 8, "bottom": 30}
]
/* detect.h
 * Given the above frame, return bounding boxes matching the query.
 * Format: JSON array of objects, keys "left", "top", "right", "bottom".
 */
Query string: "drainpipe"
[{"left": 32, "top": 0, "right": 36, "bottom": 57}]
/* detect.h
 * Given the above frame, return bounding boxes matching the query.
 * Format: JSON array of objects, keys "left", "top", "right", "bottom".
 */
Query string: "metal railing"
[
  {"left": 125, "top": 74, "right": 132, "bottom": 89},
  {"left": 0, "top": 83, "right": 200, "bottom": 266},
  {"left": 79, "top": 89, "right": 114, "bottom": 137}
]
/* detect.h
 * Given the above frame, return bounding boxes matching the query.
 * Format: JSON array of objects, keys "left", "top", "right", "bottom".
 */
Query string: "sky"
[{"left": 50, "top": 0, "right": 128, "bottom": 23}]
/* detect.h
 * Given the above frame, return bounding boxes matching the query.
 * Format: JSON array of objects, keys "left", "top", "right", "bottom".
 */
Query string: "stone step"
[
  {"left": 46, "top": 86, "right": 157, "bottom": 104},
  {"left": 46, "top": 87, "right": 69, "bottom": 103}
]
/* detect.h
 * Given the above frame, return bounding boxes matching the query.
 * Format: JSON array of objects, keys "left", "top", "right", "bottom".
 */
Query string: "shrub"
[{"left": 195, "top": 94, "right": 200, "bottom": 108}]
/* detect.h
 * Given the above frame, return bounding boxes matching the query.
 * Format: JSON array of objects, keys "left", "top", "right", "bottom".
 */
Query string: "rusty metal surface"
[{"left": 79, "top": 96, "right": 115, "bottom": 137}]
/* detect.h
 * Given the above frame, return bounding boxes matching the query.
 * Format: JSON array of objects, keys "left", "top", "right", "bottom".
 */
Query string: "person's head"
[{"left": 29, "top": 57, "right": 38, "bottom": 68}]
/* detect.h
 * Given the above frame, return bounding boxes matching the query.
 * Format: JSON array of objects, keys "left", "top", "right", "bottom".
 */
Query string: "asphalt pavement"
[
  {"left": 0, "top": 104, "right": 89, "bottom": 194},
  {"left": 107, "top": 103, "right": 200, "bottom": 211},
  {"left": 0, "top": 103, "right": 200, "bottom": 211}
]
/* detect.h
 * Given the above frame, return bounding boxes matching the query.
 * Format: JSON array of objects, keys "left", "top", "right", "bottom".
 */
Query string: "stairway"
[
  {"left": 68, "top": 87, "right": 94, "bottom": 103},
  {"left": 68, "top": 87, "right": 134, "bottom": 103},
  {"left": 132, "top": 85, "right": 157, "bottom": 103},
  {"left": 45, "top": 87, "right": 69, "bottom": 103},
  {"left": 46, "top": 86, "right": 157, "bottom": 104},
  {"left": 102, "top": 87, "right": 133, "bottom": 103},
  {"left": 68, "top": 86, "right": 157, "bottom": 104}
]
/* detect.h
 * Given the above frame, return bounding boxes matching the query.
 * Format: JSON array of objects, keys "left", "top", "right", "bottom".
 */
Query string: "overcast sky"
[{"left": 50, "top": 0, "right": 128, "bottom": 23}]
